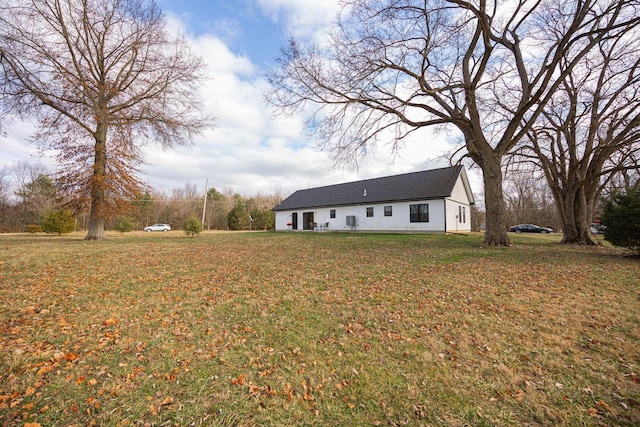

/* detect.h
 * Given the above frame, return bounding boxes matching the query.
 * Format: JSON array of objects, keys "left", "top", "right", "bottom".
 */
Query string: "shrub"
[
  {"left": 114, "top": 216, "right": 134, "bottom": 233},
  {"left": 42, "top": 208, "right": 76, "bottom": 235},
  {"left": 602, "top": 189, "right": 640, "bottom": 255},
  {"left": 26, "top": 224, "right": 44, "bottom": 233},
  {"left": 183, "top": 216, "right": 203, "bottom": 236}
]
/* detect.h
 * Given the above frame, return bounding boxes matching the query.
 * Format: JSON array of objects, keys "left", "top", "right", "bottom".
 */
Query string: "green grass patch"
[{"left": 1, "top": 231, "right": 639, "bottom": 426}]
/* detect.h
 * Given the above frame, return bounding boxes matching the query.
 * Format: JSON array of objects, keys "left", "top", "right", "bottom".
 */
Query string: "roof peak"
[
  {"left": 273, "top": 165, "right": 467, "bottom": 212},
  {"left": 296, "top": 165, "right": 462, "bottom": 192}
]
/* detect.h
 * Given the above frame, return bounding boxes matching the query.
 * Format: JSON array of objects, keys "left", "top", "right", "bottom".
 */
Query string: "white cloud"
[
  {"left": 0, "top": 121, "right": 55, "bottom": 170},
  {"left": 256, "top": 0, "right": 341, "bottom": 41},
  {"left": 141, "top": 15, "right": 360, "bottom": 197},
  {"left": 141, "top": 21, "right": 476, "bottom": 197}
]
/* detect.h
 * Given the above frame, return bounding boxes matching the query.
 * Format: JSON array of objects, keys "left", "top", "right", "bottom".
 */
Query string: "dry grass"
[{"left": 0, "top": 231, "right": 638, "bottom": 426}]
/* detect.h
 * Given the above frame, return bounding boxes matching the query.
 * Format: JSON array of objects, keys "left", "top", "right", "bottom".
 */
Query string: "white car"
[{"left": 144, "top": 223, "right": 171, "bottom": 232}]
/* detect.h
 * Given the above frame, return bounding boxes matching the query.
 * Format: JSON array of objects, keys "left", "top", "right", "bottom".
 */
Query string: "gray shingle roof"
[{"left": 273, "top": 165, "right": 466, "bottom": 211}]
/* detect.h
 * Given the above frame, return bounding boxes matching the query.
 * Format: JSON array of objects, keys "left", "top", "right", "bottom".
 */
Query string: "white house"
[{"left": 272, "top": 166, "right": 475, "bottom": 233}]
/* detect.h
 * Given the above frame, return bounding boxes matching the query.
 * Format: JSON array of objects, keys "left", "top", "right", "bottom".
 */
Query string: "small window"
[
  {"left": 366, "top": 207, "right": 374, "bottom": 217},
  {"left": 458, "top": 206, "right": 466, "bottom": 223},
  {"left": 384, "top": 206, "right": 392, "bottom": 216},
  {"left": 330, "top": 209, "right": 336, "bottom": 219},
  {"left": 410, "top": 203, "right": 429, "bottom": 222}
]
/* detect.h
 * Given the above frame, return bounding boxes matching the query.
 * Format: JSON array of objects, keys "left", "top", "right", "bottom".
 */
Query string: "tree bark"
[
  {"left": 85, "top": 127, "right": 107, "bottom": 240},
  {"left": 482, "top": 155, "right": 511, "bottom": 246},
  {"left": 559, "top": 187, "right": 595, "bottom": 245}
]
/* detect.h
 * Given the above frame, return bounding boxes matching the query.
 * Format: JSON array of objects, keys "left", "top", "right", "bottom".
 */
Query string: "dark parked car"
[{"left": 509, "top": 224, "right": 553, "bottom": 234}]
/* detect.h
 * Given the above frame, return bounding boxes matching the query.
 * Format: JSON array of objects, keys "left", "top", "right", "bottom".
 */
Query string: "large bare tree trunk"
[
  {"left": 559, "top": 187, "right": 595, "bottom": 245},
  {"left": 86, "top": 128, "right": 107, "bottom": 240},
  {"left": 86, "top": 214, "right": 105, "bottom": 240},
  {"left": 482, "top": 156, "right": 510, "bottom": 246},
  {"left": 558, "top": 192, "right": 576, "bottom": 241}
]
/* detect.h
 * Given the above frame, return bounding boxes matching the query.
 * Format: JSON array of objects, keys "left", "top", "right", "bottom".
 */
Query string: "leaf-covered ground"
[{"left": 1, "top": 231, "right": 639, "bottom": 426}]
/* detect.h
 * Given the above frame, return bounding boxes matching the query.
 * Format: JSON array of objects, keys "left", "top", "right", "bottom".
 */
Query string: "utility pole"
[{"left": 202, "top": 178, "right": 208, "bottom": 226}]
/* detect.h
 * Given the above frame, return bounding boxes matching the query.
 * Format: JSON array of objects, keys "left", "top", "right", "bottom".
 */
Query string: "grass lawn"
[{"left": 1, "top": 231, "right": 638, "bottom": 426}]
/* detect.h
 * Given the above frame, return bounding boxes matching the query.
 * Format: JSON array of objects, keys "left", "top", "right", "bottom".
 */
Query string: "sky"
[{"left": 1, "top": 0, "right": 478, "bottom": 199}]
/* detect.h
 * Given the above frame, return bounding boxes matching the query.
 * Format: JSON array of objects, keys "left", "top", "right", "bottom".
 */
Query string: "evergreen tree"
[
  {"left": 227, "top": 196, "right": 249, "bottom": 230},
  {"left": 249, "top": 206, "right": 275, "bottom": 230},
  {"left": 114, "top": 216, "right": 134, "bottom": 233},
  {"left": 42, "top": 208, "right": 76, "bottom": 235},
  {"left": 16, "top": 174, "right": 58, "bottom": 227},
  {"left": 183, "top": 216, "right": 203, "bottom": 236},
  {"left": 602, "top": 189, "right": 640, "bottom": 255}
]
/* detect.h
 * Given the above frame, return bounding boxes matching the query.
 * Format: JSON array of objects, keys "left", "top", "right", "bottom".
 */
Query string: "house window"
[
  {"left": 459, "top": 206, "right": 466, "bottom": 223},
  {"left": 410, "top": 203, "right": 429, "bottom": 222},
  {"left": 459, "top": 206, "right": 462, "bottom": 223},
  {"left": 384, "top": 206, "right": 392, "bottom": 216},
  {"left": 366, "top": 207, "right": 374, "bottom": 217},
  {"left": 330, "top": 209, "right": 336, "bottom": 219}
]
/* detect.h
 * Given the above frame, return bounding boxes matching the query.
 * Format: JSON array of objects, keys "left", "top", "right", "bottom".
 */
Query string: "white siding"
[
  {"left": 274, "top": 171, "right": 474, "bottom": 233},
  {"left": 450, "top": 173, "right": 472, "bottom": 204},
  {"left": 275, "top": 199, "right": 447, "bottom": 232},
  {"left": 444, "top": 172, "right": 472, "bottom": 232},
  {"left": 445, "top": 198, "right": 471, "bottom": 232}
]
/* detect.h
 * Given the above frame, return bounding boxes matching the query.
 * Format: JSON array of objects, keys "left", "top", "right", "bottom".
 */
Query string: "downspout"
[{"left": 444, "top": 198, "right": 447, "bottom": 233}]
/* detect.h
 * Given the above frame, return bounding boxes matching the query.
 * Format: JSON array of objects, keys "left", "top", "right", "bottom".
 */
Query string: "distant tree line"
[
  {"left": 0, "top": 162, "right": 277, "bottom": 233},
  {"left": 2, "top": 159, "right": 633, "bottom": 238},
  {"left": 4, "top": 160, "right": 638, "bottom": 238},
  {"left": 137, "top": 185, "right": 278, "bottom": 232}
]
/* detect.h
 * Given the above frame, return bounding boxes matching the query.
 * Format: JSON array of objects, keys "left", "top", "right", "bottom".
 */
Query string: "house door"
[
  {"left": 291, "top": 213, "right": 298, "bottom": 230},
  {"left": 303, "top": 212, "right": 314, "bottom": 230}
]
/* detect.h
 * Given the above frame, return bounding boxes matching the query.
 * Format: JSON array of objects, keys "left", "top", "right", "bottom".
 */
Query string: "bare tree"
[
  {"left": 0, "top": 0, "right": 213, "bottom": 240},
  {"left": 503, "top": 169, "right": 559, "bottom": 231},
  {"left": 516, "top": 25, "right": 640, "bottom": 244},
  {"left": 607, "top": 165, "right": 640, "bottom": 195},
  {"left": 0, "top": 166, "right": 11, "bottom": 231},
  {"left": 170, "top": 183, "right": 202, "bottom": 226},
  {"left": 0, "top": 166, "right": 9, "bottom": 205},
  {"left": 10, "top": 161, "right": 52, "bottom": 229},
  {"left": 204, "top": 187, "right": 228, "bottom": 230},
  {"left": 13, "top": 161, "right": 50, "bottom": 199},
  {"left": 266, "top": 0, "right": 639, "bottom": 246},
  {"left": 16, "top": 173, "right": 59, "bottom": 228}
]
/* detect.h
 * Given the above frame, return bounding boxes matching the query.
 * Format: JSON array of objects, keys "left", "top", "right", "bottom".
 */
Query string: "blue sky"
[
  {"left": 159, "top": 0, "right": 287, "bottom": 67},
  {"left": 2, "top": 0, "right": 472, "bottom": 198}
]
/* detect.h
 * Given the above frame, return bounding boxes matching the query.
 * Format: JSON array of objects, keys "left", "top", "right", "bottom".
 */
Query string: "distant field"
[{"left": 1, "top": 231, "right": 638, "bottom": 426}]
